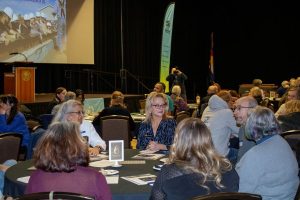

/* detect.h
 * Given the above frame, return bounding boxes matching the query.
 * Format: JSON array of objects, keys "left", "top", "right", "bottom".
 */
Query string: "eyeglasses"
[
  {"left": 67, "top": 111, "right": 85, "bottom": 115},
  {"left": 152, "top": 104, "right": 167, "bottom": 109},
  {"left": 234, "top": 106, "right": 254, "bottom": 112}
]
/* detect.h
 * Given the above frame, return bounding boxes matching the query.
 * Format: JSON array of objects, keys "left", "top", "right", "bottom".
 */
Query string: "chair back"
[
  {"left": 39, "top": 114, "right": 54, "bottom": 129},
  {"left": 280, "top": 130, "right": 300, "bottom": 169},
  {"left": 27, "top": 128, "right": 46, "bottom": 159},
  {"left": 0, "top": 132, "right": 22, "bottom": 163},
  {"left": 175, "top": 111, "right": 190, "bottom": 124},
  {"left": 192, "top": 192, "right": 262, "bottom": 200},
  {"left": 100, "top": 115, "right": 130, "bottom": 148},
  {"left": 139, "top": 99, "right": 146, "bottom": 110},
  {"left": 15, "top": 191, "right": 95, "bottom": 200},
  {"left": 294, "top": 181, "right": 300, "bottom": 200}
]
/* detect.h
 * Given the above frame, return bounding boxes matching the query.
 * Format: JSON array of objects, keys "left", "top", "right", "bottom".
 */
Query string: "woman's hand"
[
  {"left": 0, "top": 104, "right": 6, "bottom": 114},
  {"left": 89, "top": 147, "right": 100, "bottom": 156},
  {"left": 147, "top": 141, "right": 167, "bottom": 151}
]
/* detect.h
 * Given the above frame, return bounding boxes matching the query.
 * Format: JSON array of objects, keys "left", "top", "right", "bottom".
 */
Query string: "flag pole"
[{"left": 209, "top": 32, "right": 215, "bottom": 84}]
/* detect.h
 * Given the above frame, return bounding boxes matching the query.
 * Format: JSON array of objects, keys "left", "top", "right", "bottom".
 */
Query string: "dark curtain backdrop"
[
  {"left": 171, "top": 0, "right": 300, "bottom": 98},
  {"left": 1, "top": 1, "right": 300, "bottom": 100},
  {"left": 94, "top": 0, "right": 171, "bottom": 94}
]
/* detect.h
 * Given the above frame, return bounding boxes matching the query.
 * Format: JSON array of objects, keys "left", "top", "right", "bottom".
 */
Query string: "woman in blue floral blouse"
[{"left": 137, "top": 92, "right": 176, "bottom": 150}]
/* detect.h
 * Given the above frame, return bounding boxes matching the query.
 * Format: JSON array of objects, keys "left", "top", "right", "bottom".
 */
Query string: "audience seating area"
[
  {"left": 239, "top": 84, "right": 278, "bottom": 96},
  {"left": 0, "top": 133, "right": 22, "bottom": 163}
]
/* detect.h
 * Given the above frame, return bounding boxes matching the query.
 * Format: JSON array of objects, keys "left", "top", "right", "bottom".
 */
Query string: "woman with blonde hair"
[
  {"left": 278, "top": 99, "right": 300, "bottom": 132},
  {"left": 150, "top": 118, "right": 239, "bottom": 200},
  {"left": 137, "top": 91, "right": 176, "bottom": 151},
  {"left": 170, "top": 85, "right": 189, "bottom": 115}
]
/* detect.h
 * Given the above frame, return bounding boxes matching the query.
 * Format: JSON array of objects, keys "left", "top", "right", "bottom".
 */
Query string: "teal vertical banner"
[{"left": 159, "top": 2, "right": 175, "bottom": 93}]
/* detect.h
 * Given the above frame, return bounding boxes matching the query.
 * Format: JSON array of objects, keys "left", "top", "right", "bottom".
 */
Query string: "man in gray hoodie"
[{"left": 201, "top": 92, "right": 239, "bottom": 163}]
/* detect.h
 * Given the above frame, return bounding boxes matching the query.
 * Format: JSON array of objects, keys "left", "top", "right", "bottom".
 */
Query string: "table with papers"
[{"left": 4, "top": 149, "right": 164, "bottom": 200}]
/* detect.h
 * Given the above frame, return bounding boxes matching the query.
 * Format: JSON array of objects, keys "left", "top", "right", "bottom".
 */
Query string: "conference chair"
[
  {"left": 280, "top": 130, "right": 300, "bottom": 174},
  {"left": 175, "top": 110, "right": 191, "bottom": 124},
  {"left": 192, "top": 192, "right": 262, "bottom": 200},
  {"left": 139, "top": 99, "right": 146, "bottom": 112},
  {"left": 38, "top": 114, "right": 54, "bottom": 129},
  {"left": 100, "top": 115, "right": 130, "bottom": 148},
  {"left": 0, "top": 132, "right": 22, "bottom": 163},
  {"left": 15, "top": 191, "right": 95, "bottom": 200},
  {"left": 27, "top": 127, "right": 46, "bottom": 159}
]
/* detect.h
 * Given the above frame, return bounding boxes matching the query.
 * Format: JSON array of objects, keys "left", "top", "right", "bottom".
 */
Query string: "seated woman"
[
  {"left": 25, "top": 121, "right": 112, "bottom": 200},
  {"left": 170, "top": 85, "right": 189, "bottom": 116},
  {"left": 236, "top": 106, "right": 299, "bottom": 199},
  {"left": 92, "top": 91, "right": 135, "bottom": 136},
  {"left": 51, "top": 91, "right": 76, "bottom": 115},
  {"left": 249, "top": 86, "right": 274, "bottom": 111},
  {"left": 52, "top": 100, "right": 106, "bottom": 155},
  {"left": 137, "top": 91, "right": 176, "bottom": 151},
  {"left": 47, "top": 86, "right": 67, "bottom": 113},
  {"left": 0, "top": 95, "right": 30, "bottom": 152},
  {"left": 150, "top": 118, "right": 239, "bottom": 200},
  {"left": 75, "top": 89, "right": 85, "bottom": 104},
  {"left": 278, "top": 99, "right": 300, "bottom": 132}
]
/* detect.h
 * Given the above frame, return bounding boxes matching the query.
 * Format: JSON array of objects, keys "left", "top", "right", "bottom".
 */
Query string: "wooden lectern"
[{"left": 4, "top": 63, "right": 35, "bottom": 103}]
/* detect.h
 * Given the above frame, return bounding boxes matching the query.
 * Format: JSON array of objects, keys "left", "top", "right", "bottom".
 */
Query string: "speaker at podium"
[{"left": 4, "top": 58, "right": 36, "bottom": 103}]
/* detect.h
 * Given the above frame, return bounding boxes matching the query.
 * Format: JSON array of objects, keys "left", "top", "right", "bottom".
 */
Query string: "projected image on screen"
[{"left": 0, "top": 0, "right": 67, "bottom": 63}]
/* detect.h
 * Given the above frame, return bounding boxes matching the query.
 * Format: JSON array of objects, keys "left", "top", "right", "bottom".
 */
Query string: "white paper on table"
[
  {"left": 27, "top": 166, "right": 36, "bottom": 170},
  {"left": 139, "top": 149, "right": 158, "bottom": 154},
  {"left": 17, "top": 176, "right": 30, "bottom": 183},
  {"left": 132, "top": 153, "right": 165, "bottom": 160},
  {"left": 89, "top": 154, "right": 109, "bottom": 162},
  {"left": 89, "top": 160, "right": 115, "bottom": 167},
  {"left": 121, "top": 173, "right": 156, "bottom": 185},
  {"left": 105, "top": 175, "right": 119, "bottom": 184}
]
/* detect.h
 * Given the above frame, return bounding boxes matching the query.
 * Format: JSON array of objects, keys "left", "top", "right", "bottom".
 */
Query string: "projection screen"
[{"left": 0, "top": 0, "right": 94, "bottom": 64}]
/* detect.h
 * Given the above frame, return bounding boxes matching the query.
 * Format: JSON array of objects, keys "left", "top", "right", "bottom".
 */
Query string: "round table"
[{"left": 4, "top": 149, "right": 164, "bottom": 200}]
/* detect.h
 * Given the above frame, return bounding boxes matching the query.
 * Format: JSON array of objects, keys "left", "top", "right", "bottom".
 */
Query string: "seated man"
[{"left": 92, "top": 91, "right": 136, "bottom": 137}]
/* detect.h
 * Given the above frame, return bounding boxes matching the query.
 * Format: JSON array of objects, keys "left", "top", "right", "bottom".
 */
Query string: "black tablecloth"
[{"left": 4, "top": 149, "right": 162, "bottom": 200}]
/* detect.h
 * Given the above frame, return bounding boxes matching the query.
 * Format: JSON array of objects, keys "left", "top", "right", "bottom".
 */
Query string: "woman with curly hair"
[{"left": 150, "top": 118, "right": 239, "bottom": 200}]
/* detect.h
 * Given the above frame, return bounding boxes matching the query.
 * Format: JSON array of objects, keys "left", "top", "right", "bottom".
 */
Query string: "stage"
[{"left": 23, "top": 93, "right": 144, "bottom": 117}]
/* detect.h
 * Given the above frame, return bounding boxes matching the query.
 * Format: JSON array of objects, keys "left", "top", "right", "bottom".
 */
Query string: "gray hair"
[
  {"left": 245, "top": 106, "right": 280, "bottom": 141},
  {"left": 64, "top": 91, "right": 76, "bottom": 101},
  {"left": 236, "top": 96, "right": 258, "bottom": 108},
  {"left": 52, "top": 100, "right": 83, "bottom": 123},
  {"left": 172, "top": 85, "right": 181, "bottom": 96}
]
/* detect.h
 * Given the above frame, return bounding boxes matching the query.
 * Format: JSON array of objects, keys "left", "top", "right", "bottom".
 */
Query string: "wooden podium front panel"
[
  {"left": 15, "top": 67, "right": 35, "bottom": 103},
  {"left": 4, "top": 73, "right": 16, "bottom": 95}
]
